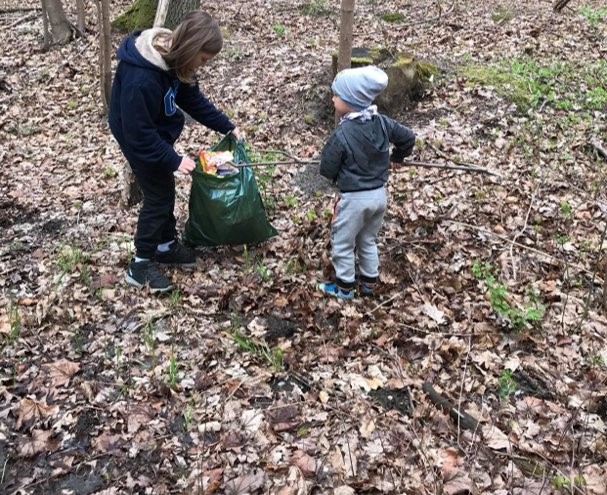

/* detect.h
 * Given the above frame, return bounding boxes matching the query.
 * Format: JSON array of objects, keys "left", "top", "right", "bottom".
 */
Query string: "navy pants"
[{"left": 130, "top": 162, "right": 177, "bottom": 259}]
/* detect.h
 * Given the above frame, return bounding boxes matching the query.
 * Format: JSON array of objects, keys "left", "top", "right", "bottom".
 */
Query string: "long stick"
[{"left": 235, "top": 159, "right": 500, "bottom": 176}]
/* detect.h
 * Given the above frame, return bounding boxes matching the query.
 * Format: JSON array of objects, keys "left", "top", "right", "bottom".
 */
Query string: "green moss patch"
[
  {"left": 460, "top": 56, "right": 607, "bottom": 112},
  {"left": 381, "top": 12, "right": 405, "bottom": 23}
]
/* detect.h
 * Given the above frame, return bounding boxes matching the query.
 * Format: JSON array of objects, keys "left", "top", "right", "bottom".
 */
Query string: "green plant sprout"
[
  {"left": 168, "top": 348, "right": 178, "bottom": 389},
  {"left": 579, "top": 6, "right": 607, "bottom": 26},
  {"left": 273, "top": 24, "right": 287, "bottom": 36},
  {"left": 301, "top": 0, "right": 330, "bottom": 16},
  {"left": 497, "top": 369, "right": 517, "bottom": 398},
  {"left": 4, "top": 301, "right": 21, "bottom": 345},
  {"left": 228, "top": 330, "right": 284, "bottom": 371},
  {"left": 472, "top": 261, "right": 545, "bottom": 330}
]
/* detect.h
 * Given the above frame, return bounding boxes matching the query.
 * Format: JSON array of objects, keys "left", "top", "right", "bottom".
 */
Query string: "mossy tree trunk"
[
  {"left": 112, "top": 0, "right": 200, "bottom": 32},
  {"left": 112, "top": 0, "right": 157, "bottom": 32}
]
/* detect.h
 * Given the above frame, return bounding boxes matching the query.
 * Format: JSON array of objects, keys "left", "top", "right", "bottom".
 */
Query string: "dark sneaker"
[
  {"left": 359, "top": 282, "right": 376, "bottom": 296},
  {"left": 317, "top": 282, "right": 354, "bottom": 300},
  {"left": 125, "top": 260, "right": 174, "bottom": 293},
  {"left": 155, "top": 241, "right": 196, "bottom": 267}
]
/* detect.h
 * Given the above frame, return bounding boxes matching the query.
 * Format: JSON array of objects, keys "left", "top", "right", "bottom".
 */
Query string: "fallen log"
[{"left": 422, "top": 382, "right": 480, "bottom": 431}]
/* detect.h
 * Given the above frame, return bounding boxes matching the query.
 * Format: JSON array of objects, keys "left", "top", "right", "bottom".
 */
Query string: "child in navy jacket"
[
  {"left": 318, "top": 66, "right": 415, "bottom": 299},
  {"left": 109, "top": 11, "right": 241, "bottom": 293}
]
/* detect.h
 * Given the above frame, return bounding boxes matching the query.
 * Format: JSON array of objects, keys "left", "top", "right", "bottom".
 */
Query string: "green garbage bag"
[{"left": 183, "top": 134, "right": 278, "bottom": 246}]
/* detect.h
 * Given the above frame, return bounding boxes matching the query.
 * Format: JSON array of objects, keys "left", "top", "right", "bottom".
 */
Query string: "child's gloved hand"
[
  {"left": 390, "top": 161, "right": 403, "bottom": 170},
  {"left": 178, "top": 156, "right": 196, "bottom": 174}
]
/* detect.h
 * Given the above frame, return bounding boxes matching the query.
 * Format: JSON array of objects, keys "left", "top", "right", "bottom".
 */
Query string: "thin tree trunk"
[
  {"left": 337, "top": 0, "right": 355, "bottom": 73},
  {"left": 154, "top": 0, "right": 170, "bottom": 27},
  {"left": 100, "top": 0, "right": 111, "bottom": 111},
  {"left": 336, "top": 0, "right": 355, "bottom": 126},
  {"left": 75, "top": 0, "right": 85, "bottom": 33},
  {"left": 40, "top": 0, "right": 51, "bottom": 48},
  {"left": 44, "top": 0, "right": 73, "bottom": 44}
]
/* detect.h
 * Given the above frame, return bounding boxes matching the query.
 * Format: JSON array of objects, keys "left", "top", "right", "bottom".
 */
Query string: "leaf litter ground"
[{"left": 1, "top": 0, "right": 607, "bottom": 494}]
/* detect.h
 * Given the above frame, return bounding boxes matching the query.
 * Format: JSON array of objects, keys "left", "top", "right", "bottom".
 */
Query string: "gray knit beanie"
[{"left": 331, "top": 65, "right": 389, "bottom": 111}]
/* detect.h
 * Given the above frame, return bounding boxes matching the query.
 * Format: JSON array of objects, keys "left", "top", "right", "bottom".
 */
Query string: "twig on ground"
[
  {"left": 456, "top": 335, "right": 473, "bottom": 447},
  {"left": 399, "top": 160, "right": 501, "bottom": 177},
  {"left": 509, "top": 180, "right": 541, "bottom": 281},
  {"left": 8, "top": 12, "right": 36, "bottom": 29},
  {"left": 238, "top": 157, "right": 500, "bottom": 176},
  {"left": 0, "top": 7, "right": 41, "bottom": 14},
  {"left": 590, "top": 139, "right": 607, "bottom": 161},
  {"left": 445, "top": 220, "right": 605, "bottom": 284},
  {"left": 397, "top": 322, "right": 479, "bottom": 337},
  {"left": 365, "top": 292, "right": 402, "bottom": 315}
]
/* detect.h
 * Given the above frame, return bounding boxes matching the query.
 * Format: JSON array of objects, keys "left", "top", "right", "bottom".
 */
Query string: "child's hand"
[
  {"left": 390, "top": 161, "right": 402, "bottom": 170},
  {"left": 178, "top": 156, "right": 196, "bottom": 174},
  {"left": 231, "top": 127, "right": 244, "bottom": 141}
]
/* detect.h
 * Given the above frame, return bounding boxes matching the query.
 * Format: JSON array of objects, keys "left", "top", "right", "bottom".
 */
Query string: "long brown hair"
[{"left": 163, "top": 11, "right": 223, "bottom": 83}]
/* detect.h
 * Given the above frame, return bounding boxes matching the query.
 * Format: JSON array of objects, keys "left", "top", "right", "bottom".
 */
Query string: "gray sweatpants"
[{"left": 331, "top": 187, "right": 387, "bottom": 285}]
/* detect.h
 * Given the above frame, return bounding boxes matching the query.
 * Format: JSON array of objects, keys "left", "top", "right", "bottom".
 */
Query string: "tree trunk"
[
  {"left": 40, "top": 0, "right": 51, "bottom": 48},
  {"left": 154, "top": 0, "right": 170, "bottom": 27},
  {"left": 336, "top": 0, "right": 355, "bottom": 126},
  {"left": 96, "top": 0, "right": 112, "bottom": 114},
  {"left": 75, "top": 0, "right": 85, "bottom": 33},
  {"left": 44, "top": 0, "right": 73, "bottom": 44},
  {"left": 164, "top": 0, "right": 200, "bottom": 29}
]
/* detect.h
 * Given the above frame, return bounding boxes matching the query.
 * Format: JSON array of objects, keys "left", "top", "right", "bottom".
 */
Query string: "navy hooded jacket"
[
  {"left": 320, "top": 114, "right": 415, "bottom": 192},
  {"left": 108, "top": 31, "right": 235, "bottom": 171}
]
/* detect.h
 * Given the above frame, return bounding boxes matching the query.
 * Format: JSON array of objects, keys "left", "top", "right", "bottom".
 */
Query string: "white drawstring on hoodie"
[{"left": 339, "top": 105, "right": 378, "bottom": 125}]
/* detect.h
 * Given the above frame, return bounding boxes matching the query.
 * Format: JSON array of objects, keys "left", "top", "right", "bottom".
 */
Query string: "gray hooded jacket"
[{"left": 320, "top": 114, "right": 415, "bottom": 192}]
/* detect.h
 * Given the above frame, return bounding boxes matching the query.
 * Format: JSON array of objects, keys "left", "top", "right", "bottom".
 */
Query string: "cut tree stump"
[{"left": 331, "top": 47, "right": 437, "bottom": 115}]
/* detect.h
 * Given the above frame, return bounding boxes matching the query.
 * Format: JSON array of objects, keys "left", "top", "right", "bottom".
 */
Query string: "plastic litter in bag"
[{"left": 198, "top": 150, "right": 238, "bottom": 176}]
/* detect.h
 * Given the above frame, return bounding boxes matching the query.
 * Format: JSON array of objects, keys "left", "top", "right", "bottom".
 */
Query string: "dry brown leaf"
[
  {"left": 224, "top": 469, "right": 266, "bottom": 495},
  {"left": 442, "top": 471, "right": 478, "bottom": 495},
  {"left": 127, "top": 405, "right": 154, "bottom": 434},
  {"left": 582, "top": 464, "right": 607, "bottom": 495},
  {"left": 291, "top": 449, "right": 317, "bottom": 478},
  {"left": 438, "top": 447, "right": 463, "bottom": 480},
  {"left": 274, "top": 466, "right": 308, "bottom": 495},
  {"left": 482, "top": 424, "right": 512, "bottom": 452},
  {"left": 43, "top": 359, "right": 80, "bottom": 387},
  {"left": 15, "top": 398, "right": 59, "bottom": 429},
  {"left": 17, "top": 429, "right": 58, "bottom": 458},
  {"left": 92, "top": 431, "right": 123, "bottom": 453}
]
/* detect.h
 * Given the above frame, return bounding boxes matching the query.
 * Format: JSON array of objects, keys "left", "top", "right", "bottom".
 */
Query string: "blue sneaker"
[{"left": 317, "top": 282, "right": 354, "bottom": 300}]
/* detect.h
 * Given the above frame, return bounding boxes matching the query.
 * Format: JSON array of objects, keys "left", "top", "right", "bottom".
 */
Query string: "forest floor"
[{"left": 2, "top": 0, "right": 607, "bottom": 494}]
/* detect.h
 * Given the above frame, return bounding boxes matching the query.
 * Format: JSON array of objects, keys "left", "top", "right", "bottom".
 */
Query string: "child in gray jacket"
[{"left": 318, "top": 65, "right": 416, "bottom": 299}]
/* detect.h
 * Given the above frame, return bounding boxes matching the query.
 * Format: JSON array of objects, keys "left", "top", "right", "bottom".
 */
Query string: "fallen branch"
[
  {"left": 590, "top": 139, "right": 607, "bottom": 161},
  {"left": 553, "top": 0, "right": 574, "bottom": 13},
  {"left": 8, "top": 12, "right": 37, "bottom": 29},
  {"left": 0, "top": 7, "right": 41, "bottom": 14},
  {"left": 237, "top": 158, "right": 500, "bottom": 176},
  {"left": 400, "top": 159, "right": 500, "bottom": 176},
  {"left": 422, "top": 382, "right": 480, "bottom": 431},
  {"left": 235, "top": 159, "right": 318, "bottom": 168}
]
